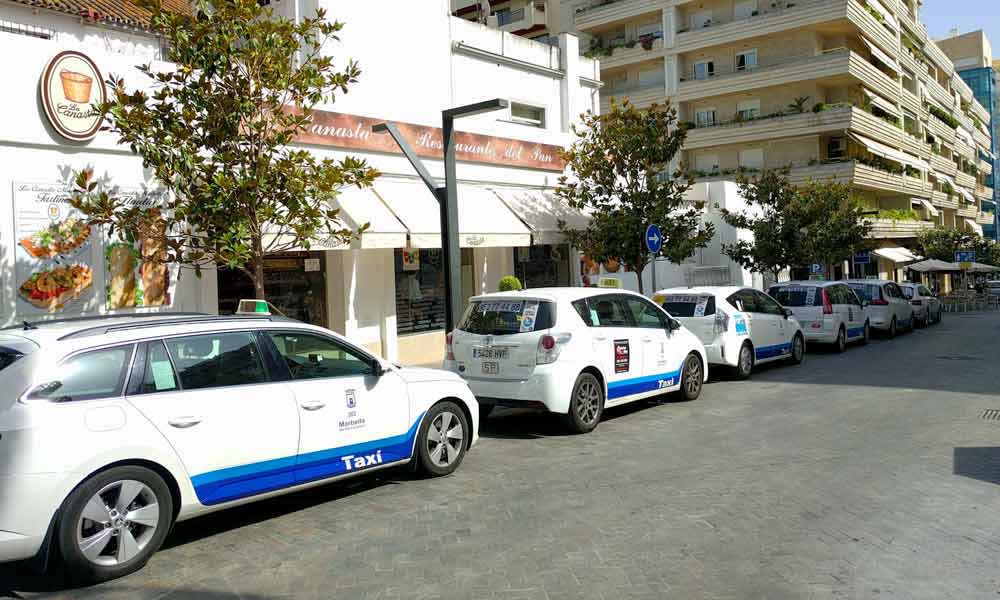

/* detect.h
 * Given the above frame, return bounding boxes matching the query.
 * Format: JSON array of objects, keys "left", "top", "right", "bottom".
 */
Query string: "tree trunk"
[
  {"left": 251, "top": 259, "right": 266, "bottom": 300},
  {"left": 634, "top": 259, "right": 646, "bottom": 295}
]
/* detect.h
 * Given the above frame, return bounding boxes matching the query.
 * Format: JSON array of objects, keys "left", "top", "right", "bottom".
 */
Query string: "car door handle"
[
  {"left": 167, "top": 416, "right": 202, "bottom": 429},
  {"left": 300, "top": 401, "right": 326, "bottom": 411},
  {"left": 593, "top": 335, "right": 608, "bottom": 341},
  {"left": 642, "top": 336, "right": 654, "bottom": 342}
]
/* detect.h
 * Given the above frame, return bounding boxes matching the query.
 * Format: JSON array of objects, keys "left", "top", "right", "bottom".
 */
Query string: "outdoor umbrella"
[
  {"left": 962, "top": 262, "right": 1000, "bottom": 273},
  {"left": 907, "top": 259, "right": 960, "bottom": 273}
]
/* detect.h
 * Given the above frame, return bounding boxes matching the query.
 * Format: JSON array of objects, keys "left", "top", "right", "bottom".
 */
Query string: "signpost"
[
  {"left": 955, "top": 250, "right": 975, "bottom": 271},
  {"left": 646, "top": 225, "right": 663, "bottom": 293},
  {"left": 809, "top": 263, "right": 825, "bottom": 281}
]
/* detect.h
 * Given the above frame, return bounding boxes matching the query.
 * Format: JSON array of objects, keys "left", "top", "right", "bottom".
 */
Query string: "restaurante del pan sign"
[{"left": 295, "top": 109, "right": 567, "bottom": 172}]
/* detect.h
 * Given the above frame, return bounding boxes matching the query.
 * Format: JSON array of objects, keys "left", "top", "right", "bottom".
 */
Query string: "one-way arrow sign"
[{"left": 645, "top": 224, "right": 663, "bottom": 254}]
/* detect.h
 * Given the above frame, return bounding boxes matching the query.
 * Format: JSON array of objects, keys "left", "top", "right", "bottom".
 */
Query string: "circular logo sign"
[{"left": 40, "top": 50, "right": 106, "bottom": 141}]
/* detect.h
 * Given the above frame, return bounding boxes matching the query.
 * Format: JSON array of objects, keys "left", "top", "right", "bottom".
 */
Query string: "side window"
[
  {"left": 623, "top": 297, "right": 669, "bottom": 329},
  {"left": 140, "top": 341, "right": 179, "bottom": 394},
  {"left": 887, "top": 284, "right": 902, "bottom": 299},
  {"left": 843, "top": 286, "right": 862, "bottom": 306},
  {"left": 28, "top": 345, "right": 133, "bottom": 402},
  {"left": 571, "top": 299, "right": 594, "bottom": 327},
  {"left": 920, "top": 286, "right": 933, "bottom": 297},
  {"left": 267, "top": 332, "right": 374, "bottom": 380},
  {"left": 754, "top": 291, "right": 784, "bottom": 315},
  {"left": 828, "top": 286, "right": 846, "bottom": 305},
  {"left": 590, "top": 296, "right": 632, "bottom": 327},
  {"left": 164, "top": 332, "right": 268, "bottom": 390},
  {"left": 730, "top": 290, "right": 760, "bottom": 313}
]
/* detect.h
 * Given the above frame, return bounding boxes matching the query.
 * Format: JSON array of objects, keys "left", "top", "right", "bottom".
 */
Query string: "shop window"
[
  {"left": 510, "top": 102, "right": 545, "bottom": 128},
  {"left": 735, "top": 50, "right": 758, "bottom": 72},
  {"left": 395, "top": 249, "right": 447, "bottom": 335},
  {"left": 216, "top": 252, "right": 327, "bottom": 327}
]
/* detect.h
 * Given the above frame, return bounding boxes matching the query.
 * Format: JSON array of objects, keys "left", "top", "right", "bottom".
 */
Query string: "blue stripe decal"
[
  {"left": 755, "top": 342, "right": 792, "bottom": 360},
  {"left": 607, "top": 367, "right": 682, "bottom": 400},
  {"left": 190, "top": 413, "right": 425, "bottom": 506},
  {"left": 847, "top": 327, "right": 865, "bottom": 338}
]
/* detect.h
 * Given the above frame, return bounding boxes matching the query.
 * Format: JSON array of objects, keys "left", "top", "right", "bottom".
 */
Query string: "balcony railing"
[
  {"left": 497, "top": 7, "right": 525, "bottom": 26},
  {"left": 676, "top": 0, "right": 826, "bottom": 34},
  {"left": 680, "top": 47, "right": 865, "bottom": 84}
]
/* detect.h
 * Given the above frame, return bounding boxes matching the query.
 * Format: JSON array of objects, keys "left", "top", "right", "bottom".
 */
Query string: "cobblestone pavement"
[{"left": 5, "top": 313, "right": 1000, "bottom": 600}]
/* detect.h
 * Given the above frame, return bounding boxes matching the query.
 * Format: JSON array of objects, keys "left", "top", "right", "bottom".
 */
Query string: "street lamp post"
[{"left": 373, "top": 99, "right": 509, "bottom": 333}]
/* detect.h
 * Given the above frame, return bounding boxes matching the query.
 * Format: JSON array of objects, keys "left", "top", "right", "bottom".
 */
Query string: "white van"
[{"left": 767, "top": 281, "right": 869, "bottom": 352}]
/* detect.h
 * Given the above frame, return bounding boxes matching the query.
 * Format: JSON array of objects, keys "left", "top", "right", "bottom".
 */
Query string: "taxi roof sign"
[
  {"left": 237, "top": 299, "right": 271, "bottom": 315},
  {"left": 597, "top": 277, "right": 622, "bottom": 289}
]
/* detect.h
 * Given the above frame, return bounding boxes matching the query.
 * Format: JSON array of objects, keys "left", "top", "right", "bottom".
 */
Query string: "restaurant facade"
[{"left": 0, "top": 0, "right": 598, "bottom": 364}]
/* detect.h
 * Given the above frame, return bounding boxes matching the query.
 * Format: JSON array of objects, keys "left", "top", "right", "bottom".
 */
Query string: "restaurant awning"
[
  {"left": 374, "top": 178, "right": 531, "bottom": 248},
  {"left": 491, "top": 187, "right": 590, "bottom": 245},
  {"left": 852, "top": 134, "right": 930, "bottom": 172},
  {"left": 964, "top": 261, "right": 1000, "bottom": 273},
  {"left": 874, "top": 247, "right": 922, "bottom": 264},
  {"left": 908, "top": 259, "right": 959, "bottom": 273},
  {"left": 329, "top": 185, "right": 408, "bottom": 249},
  {"left": 964, "top": 218, "right": 984, "bottom": 237},
  {"left": 861, "top": 39, "right": 900, "bottom": 76}
]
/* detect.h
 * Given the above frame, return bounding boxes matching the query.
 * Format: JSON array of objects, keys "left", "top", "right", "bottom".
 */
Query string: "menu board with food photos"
[{"left": 13, "top": 181, "right": 173, "bottom": 315}]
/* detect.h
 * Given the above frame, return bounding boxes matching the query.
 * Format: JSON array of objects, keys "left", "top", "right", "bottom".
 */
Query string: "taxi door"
[{"left": 585, "top": 295, "right": 645, "bottom": 404}]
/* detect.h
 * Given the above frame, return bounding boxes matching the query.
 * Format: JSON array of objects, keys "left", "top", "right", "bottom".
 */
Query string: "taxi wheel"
[
  {"left": 787, "top": 334, "right": 805, "bottom": 365},
  {"left": 56, "top": 465, "right": 173, "bottom": 584},
  {"left": 562, "top": 373, "right": 604, "bottom": 434},
  {"left": 733, "top": 342, "right": 754, "bottom": 380},
  {"left": 677, "top": 353, "right": 704, "bottom": 401},
  {"left": 416, "top": 401, "right": 469, "bottom": 477},
  {"left": 860, "top": 321, "right": 871, "bottom": 345},
  {"left": 888, "top": 317, "right": 898, "bottom": 338},
  {"left": 834, "top": 327, "right": 847, "bottom": 353}
]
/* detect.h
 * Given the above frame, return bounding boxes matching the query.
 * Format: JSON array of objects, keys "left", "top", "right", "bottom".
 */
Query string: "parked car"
[
  {"left": 0, "top": 311, "right": 479, "bottom": 583},
  {"left": 845, "top": 280, "right": 914, "bottom": 337},
  {"left": 767, "top": 281, "right": 869, "bottom": 353},
  {"left": 900, "top": 282, "right": 942, "bottom": 326},
  {"left": 443, "top": 288, "right": 708, "bottom": 434},
  {"left": 654, "top": 286, "right": 804, "bottom": 379}
]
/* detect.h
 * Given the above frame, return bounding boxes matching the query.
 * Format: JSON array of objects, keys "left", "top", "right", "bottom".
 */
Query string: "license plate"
[
  {"left": 482, "top": 361, "right": 499, "bottom": 374},
  {"left": 473, "top": 347, "right": 509, "bottom": 360}
]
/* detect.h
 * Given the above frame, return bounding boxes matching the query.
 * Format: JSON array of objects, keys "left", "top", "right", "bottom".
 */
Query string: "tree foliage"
[
  {"left": 71, "top": 0, "right": 378, "bottom": 299},
  {"left": 916, "top": 227, "right": 1000, "bottom": 265},
  {"left": 721, "top": 170, "right": 871, "bottom": 279},
  {"left": 556, "top": 100, "right": 714, "bottom": 294}
]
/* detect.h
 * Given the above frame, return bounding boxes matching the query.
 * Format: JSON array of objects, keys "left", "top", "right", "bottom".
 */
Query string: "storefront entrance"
[{"left": 217, "top": 251, "right": 328, "bottom": 327}]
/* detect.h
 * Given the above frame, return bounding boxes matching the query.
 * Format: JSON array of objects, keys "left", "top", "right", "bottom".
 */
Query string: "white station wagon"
[
  {"left": 443, "top": 288, "right": 708, "bottom": 434},
  {"left": 0, "top": 311, "right": 478, "bottom": 583},
  {"left": 654, "top": 286, "right": 805, "bottom": 379}
]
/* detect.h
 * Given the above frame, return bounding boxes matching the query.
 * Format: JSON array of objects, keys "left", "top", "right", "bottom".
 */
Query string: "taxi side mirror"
[
  {"left": 370, "top": 359, "right": 386, "bottom": 377},
  {"left": 667, "top": 318, "right": 682, "bottom": 331},
  {"left": 782, "top": 308, "right": 794, "bottom": 319},
  {"left": 862, "top": 300, "right": 870, "bottom": 308}
]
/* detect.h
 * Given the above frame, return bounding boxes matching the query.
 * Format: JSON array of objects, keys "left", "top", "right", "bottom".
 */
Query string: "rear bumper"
[
  {"left": 442, "top": 361, "right": 573, "bottom": 414},
  {"left": 704, "top": 341, "right": 736, "bottom": 367},
  {"left": 0, "top": 473, "right": 66, "bottom": 563},
  {"left": 802, "top": 329, "right": 837, "bottom": 344}
]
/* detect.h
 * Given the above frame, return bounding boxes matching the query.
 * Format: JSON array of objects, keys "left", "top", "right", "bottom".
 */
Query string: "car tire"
[
  {"left": 888, "top": 317, "right": 897, "bottom": 338},
  {"left": 834, "top": 326, "right": 847, "bottom": 353},
  {"left": 935, "top": 308, "right": 943, "bottom": 325},
  {"left": 861, "top": 321, "right": 871, "bottom": 345},
  {"left": 787, "top": 333, "right": 805, "bottom": 365},
  {"left": 733, "top": 342, "right": 754, "bottom": 380},
  {"left": 416, "top": 401, "right": 469, "bottom": 477},
  {"left": 677, "top": 353, "right": 704, "bottom": 401},
  {"left": 562, "top": 372, "right": 604, "bottom": 434},
  {"left": 56, "top": 465, "right": 174, "bottom": 584}
]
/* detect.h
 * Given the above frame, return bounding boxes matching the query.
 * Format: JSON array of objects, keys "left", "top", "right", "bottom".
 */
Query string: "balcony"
[
  {"left": 574, "top": 0, "right": 661, "bottom": 31},
  {"left": 930, "top": 153, "right": 958, "bottom": 176},
  {"left": 925, "top": 117, "right": 956, "bottom": 145},
  {"left": 597, "top": 36, "right": 664, "bottom": 70},
  {"left": 955, "top": 172, "right": 976, "bottom": 189},
  {"left": 600, "top": 82, "right": 664, "bottom": 112},
  {"left": 489, "top": 2, "right": 546, "bottom": 33},
  {"left": 784, "top": 161, "right": 924, "bottom": 199},
  {"left": 978, "top": 185, "right": 995, "bottom": 200},
  {"left": 978, "top": 212, "right": 995, "bottom": 225},
  {"left": 970, "top": 99, "right": 991, "bottom": 125},
  {"left": 957, "top": 205, "right": 978, "bottom": 219},
  {"left": 974, "top": 128, "right": 992, "bottom": 152},
  {"left": 953, "top": 139, "right": 975, "bottom": 161},
  {"left": 979, "top": 159, "right": 994, "bottom": 177},
  {"left": 931, "top": 190, "right": 959, "bottom": 210},
  {"left": 866, "top": 218, "right": 936, "bottom": 239},
  {"left": 925, "top": 78, "right": 955, "bottom": 111}
]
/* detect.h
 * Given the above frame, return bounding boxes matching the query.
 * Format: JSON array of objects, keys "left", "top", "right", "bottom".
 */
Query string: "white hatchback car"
[
  {"left": 767, "top": 281, "right": 870, "bottom": 352},
  {"left": 899, "top": 282, "right": 942, "bottom": 326},
  {"left": 0, "top": 313, "right": 478, "bottom": 583},
  {"left": 443, "top": 288, "right": 708, "bottom": 434},
  {"left": 654, "top": 287, "right": 805, "bottom": 379},
  {"left": 845, "top": 280, "right": 915, "bottom": 337}
]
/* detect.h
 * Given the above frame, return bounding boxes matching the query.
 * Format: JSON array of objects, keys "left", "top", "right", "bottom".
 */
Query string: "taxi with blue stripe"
[
  {"left": 443, "top": 288, "right": 708, "bottom": 434},
  {"left": 654, "top": 286, "right": 805, "bottom": 380},
  {"left": 0, "top": 304, "right": 478, "bottom": 583}
]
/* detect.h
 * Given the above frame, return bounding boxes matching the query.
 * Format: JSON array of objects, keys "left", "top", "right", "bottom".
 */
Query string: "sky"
[{"left": 921, "top": 0, "right": 1000, "bottom": 55}]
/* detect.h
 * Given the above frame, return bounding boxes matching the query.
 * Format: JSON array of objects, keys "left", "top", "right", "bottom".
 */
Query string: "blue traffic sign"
[
  {"left": 955, "top": 250, "right": 976, "bottom": 263},
  {"left": 853, "top": 251, "right": 871, "bottom": 265},
  {"left": 810, "top": 263, "right": 824, "bottom": 274},
  {"left": 645, "top": 224, "right": 663, "bottom": 254}
]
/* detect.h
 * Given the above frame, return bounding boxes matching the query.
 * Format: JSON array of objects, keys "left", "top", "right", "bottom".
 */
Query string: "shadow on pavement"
[
  {"left": 954, "top": 447, "right": 1000, "bottom": 486},
  {"left": 479, "top": 396, "right": 673, "bottom": 440}
]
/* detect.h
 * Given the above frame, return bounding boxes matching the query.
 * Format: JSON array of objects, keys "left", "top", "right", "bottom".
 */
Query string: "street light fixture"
[{"left": 373, "top": 99, "right": 509, "bottom": 334}]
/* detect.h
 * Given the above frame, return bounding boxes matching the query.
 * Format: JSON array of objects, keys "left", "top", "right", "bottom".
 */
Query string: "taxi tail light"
[
  {"left": 821, "top": 289, "right": 833, "bottom": 315},
  {"left": 536, "top": 333, "right": 571, "bottom": 365},
  {"left": 714, "top": 311, "right": 729, "bottom": 334},
  {"left": 445, "top": 332, "right": 455, "bottom": 361},
  {"left": 870, "top": 298, "right": 889, "bottom": 306},
  {"left": 910, "top": 300, "right": 922, "bottom": 306}
]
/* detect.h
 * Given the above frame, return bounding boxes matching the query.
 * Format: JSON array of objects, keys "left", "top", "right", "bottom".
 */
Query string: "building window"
[
  {"left": 694, "top": 60, "right": 715, "bottom": 80},
  {"left": 736, "top": 99, "right": 761, "bottom": 120},
  {"left": 734, "top": 0, "right": 757, "bottom": 19},
  {"left": 638, "top": 66, "right": 663, "bottom": 87},
  {"left": 695, "top": 154, "right": 720, "bottom": 174},
  {"left": 828, "top": 136, "right": 847, "bottom": 160},
  {"left": 395, "top": 249, "right": 446, "bottom": 335},
  {"left": 739, "top": 148, "right": 764, "bottom": 170},
  {"left": 735, "top": 50, "right": 758, "bottom": 72},
  {"left": 690, "top": 10, "right": 712, "bottom": 29},
  {"left": 695, "top": 108, "right": 717, "bottom": 127},
  {"left": 510, "top": 102, "right": 545, "bottom": 127},
  {"left": 637, "top": 21, "right": 663, "bottom": 39}
]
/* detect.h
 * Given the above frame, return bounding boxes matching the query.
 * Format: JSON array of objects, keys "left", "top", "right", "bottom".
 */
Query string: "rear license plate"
[
  {"left": 473, "top": 347, "right": 509, "bottom": 360},
  {"left": 482, "top": 361, "right": 499, "bottom": 374}
]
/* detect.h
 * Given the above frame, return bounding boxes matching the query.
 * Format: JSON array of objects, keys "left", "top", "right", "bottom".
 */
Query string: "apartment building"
[
  {"left": 937, "top": 30, "right": 999, "bottom": 240},
  {"left": 468, "top": 0, "right": 996, "bottom": 280}
]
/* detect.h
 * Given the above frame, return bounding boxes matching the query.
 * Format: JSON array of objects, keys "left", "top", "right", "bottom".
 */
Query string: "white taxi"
[
  {"left": 654, "top": 287, "right": 805, "bottom": 379},
  {"left": 767, "top": 281, "right": 870, "bottom": 352},
  {"left": 443, "top": 288, "right": 708, "bottom": 434},
  {"left": 0, "top": 307, "right": 478, "bottom": 583}
]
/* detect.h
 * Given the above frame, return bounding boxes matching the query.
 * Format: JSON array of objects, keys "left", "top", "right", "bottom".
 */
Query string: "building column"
[
  {"left": 559, "top": 32, "right": 583, "bottom": 132},
  {"left": 662, "top": 6, "right": 676, "bottom": 49}
]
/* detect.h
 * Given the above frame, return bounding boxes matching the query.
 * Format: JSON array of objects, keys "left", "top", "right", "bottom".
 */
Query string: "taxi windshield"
[{"left": 458, "top": 300, "right": 555, "bottom": 335}]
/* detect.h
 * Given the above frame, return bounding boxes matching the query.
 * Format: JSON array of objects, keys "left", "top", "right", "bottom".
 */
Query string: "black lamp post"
[{"left": 373, "top": 99, "right": 509, "bottom": 333}]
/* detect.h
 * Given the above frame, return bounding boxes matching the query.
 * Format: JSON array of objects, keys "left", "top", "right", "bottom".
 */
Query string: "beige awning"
[
  {"left": 917, "top": 198, "right": 940, "bottom": 217},
  {"left": 866, "top": 0, "right": 899, "bottom": 30},
  {"left": 875, "top": 247, "right": 921, "bottom": 264},
  {"left": 852, "top": 134, "right": 930, "bottom": 172},
  {"left": 329, "top": 185, "right": 408, "bottom": 249},
  {"left": 863, "top": 88, "right": 900, "bottom": 117},
  {"left": 861, "top": 39, "right": 900, "bottom": 76},
  {"left": 965, "top": 218, "right": 984, "bottom": 237},
  {"left": 491, "top": 187, "right": 590, "bottom": 245}
]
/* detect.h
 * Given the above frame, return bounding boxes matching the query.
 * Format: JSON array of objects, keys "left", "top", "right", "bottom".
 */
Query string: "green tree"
[
  {"left": 796, "top": 179, "right": 871, "bottom": 276},
  {"left": 915, "top": 227, "right": 975, "bottom": 262},
  {"left": 71, "top": 0, "right": 378, "bottom": 299},
  {"left": 556, "top": 100, "right": 714, "bottom": 294}
]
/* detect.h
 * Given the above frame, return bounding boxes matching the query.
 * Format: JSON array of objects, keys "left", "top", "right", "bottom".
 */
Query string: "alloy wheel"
[
  {"left": 76, "top": 480, "right": 160, "bottom": 567},
  {"left": 739, "top": 345, "right": 753, "bottom": 376},
  {"left": 684, "top": 355, "right": 703, "bottom": 396},
  {"left": 575, "top": 380, "right": 601, "bottom": 425},
  {"left": 793, "top": 336, "right": 804, "bottom": 362},
  {"left": 427, "top": 410, "right": 465, "bottom": 468}
]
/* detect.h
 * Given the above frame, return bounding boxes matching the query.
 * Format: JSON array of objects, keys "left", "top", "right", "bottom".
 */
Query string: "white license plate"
[
  {"left": 482, "top": 361, "right": 499, "bottom": 374},
  {"left": 473, "top": 347, "right": 509, "bottom": 360}
]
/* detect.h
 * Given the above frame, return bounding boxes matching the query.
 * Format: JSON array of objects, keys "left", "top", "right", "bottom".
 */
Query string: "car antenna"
[{"left": 22, "top": 320, "right": 37, "bottom": 330}]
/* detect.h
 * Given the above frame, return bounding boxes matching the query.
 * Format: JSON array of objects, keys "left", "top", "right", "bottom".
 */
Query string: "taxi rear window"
[
  {"left": 0, "top": 334, "right": 39, "bottom": 372},
  {"left": 768, "top": 287, "right": 820, "bottom": 307},
  {"left": 848, "top": 284, "right": 882, "bottom": 302},
  {"left": 458, "top": 300, "right": 555, "bottom": 335},
  {"left": 658, "top": 295, "right": 716, "bottom": 317}
]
